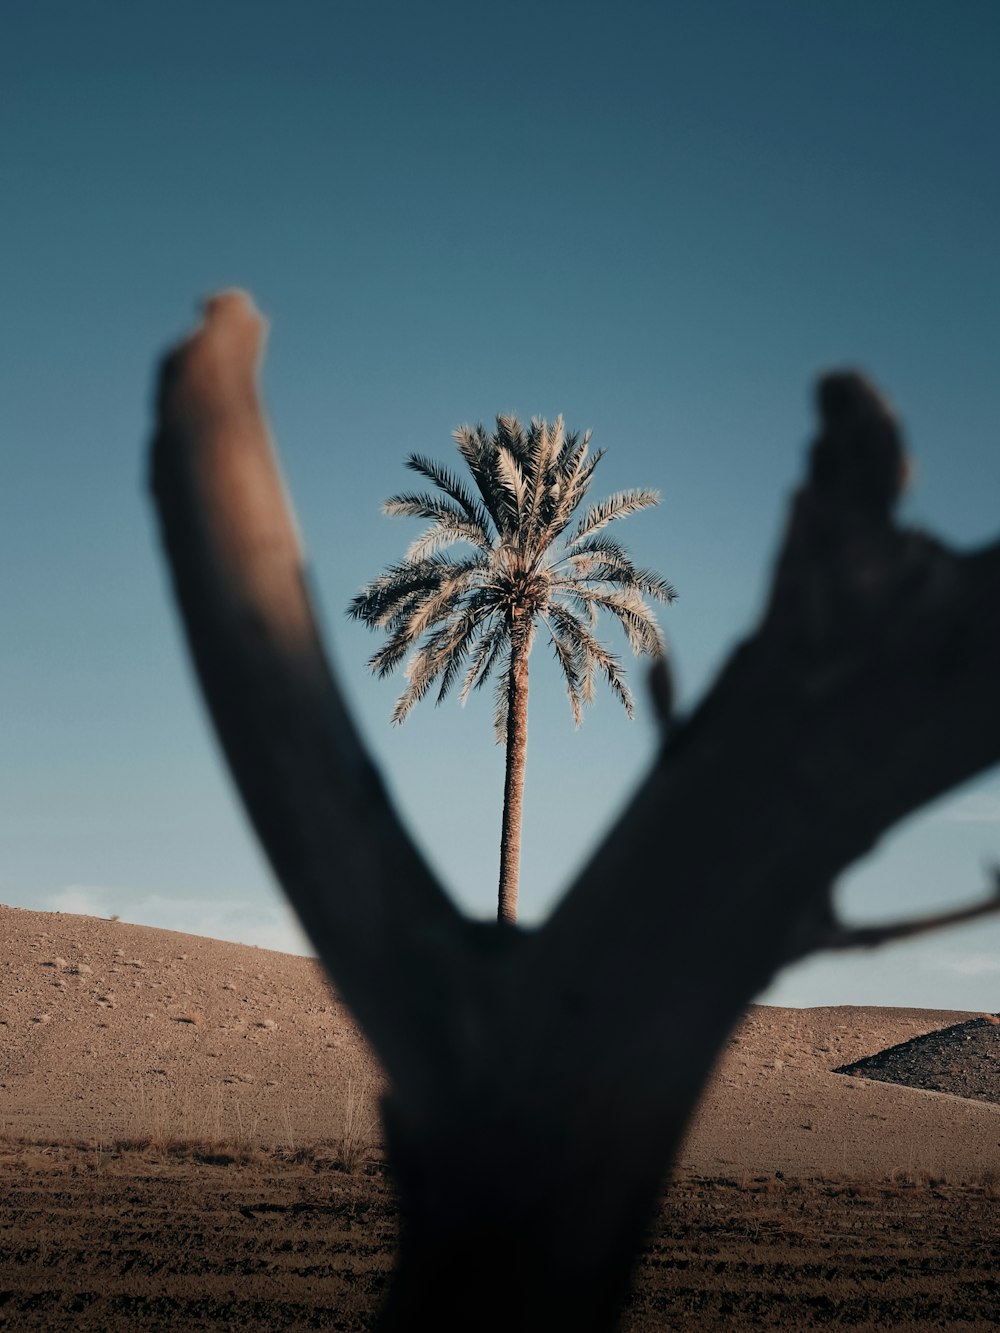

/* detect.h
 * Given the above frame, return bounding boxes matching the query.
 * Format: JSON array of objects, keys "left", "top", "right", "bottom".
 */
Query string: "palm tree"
[{"left": 348, "top": 415, "right": 676, "bottom": 924}]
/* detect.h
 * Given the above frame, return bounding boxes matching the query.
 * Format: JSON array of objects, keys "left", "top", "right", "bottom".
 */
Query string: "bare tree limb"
[
  {"left": 820, "top": 868, "right": 1000, "bottom": 950},
  {"left": 376, "top": 374, "right": 1000, "bottom": 1329},
  {"left": 150, "top": 292, "right": 472, "bottom": 1112},
  {"left": 150, "top": 301, "right": 1000, "bottom": 1333}
]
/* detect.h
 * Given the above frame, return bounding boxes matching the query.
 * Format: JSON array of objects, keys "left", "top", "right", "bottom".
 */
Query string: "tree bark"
[
  {"left": 150, "top": 298, "right": 1000, "bottom": 1333},
  {"left": 496, "top": 623, "right": 530, "bottom": 924}
]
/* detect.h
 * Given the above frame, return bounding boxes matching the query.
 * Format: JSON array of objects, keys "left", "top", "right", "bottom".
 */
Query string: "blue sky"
[{"left": 3, "top": 1, "right": 999, "bottom": 1009}]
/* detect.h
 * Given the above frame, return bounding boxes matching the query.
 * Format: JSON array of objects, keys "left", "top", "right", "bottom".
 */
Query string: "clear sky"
[{"left": 3, "top": 1, "right": 999, "bottom": 1010}]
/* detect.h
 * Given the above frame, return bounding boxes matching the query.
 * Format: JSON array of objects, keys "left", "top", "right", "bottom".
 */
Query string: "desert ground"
[{"left": 1, "top": 904, "right": 999, "bottom": 1329}]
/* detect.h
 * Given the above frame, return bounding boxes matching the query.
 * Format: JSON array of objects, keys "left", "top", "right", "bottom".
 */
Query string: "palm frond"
[
  {"left": 384, "top": 491, "right": 490, "bottom": 559},
  {"left": 523, "top": 416, "right": 565, "bottom": 552},
  {"left": 557, "top": 535, "right": 639, "bottom": 584},
  {"left": 401, "top": 571, "right": 485, "bottom": 645},
  {"left": 548, "top": 602, "right": 635, "bottom": 717},
  {"left": 569, "top": 488, "right": 660, "bottom": 544},
  {"left": 390, "top": 646, "right": 441, "bottom": 724},
  {"left": 404, "top": 454, "right": 495, "bottom": 537},
  {"left": 459, "top": 619, "right": 509, "bottom": 704},
  {"left": 555, "top": 561, "right": 677, "bottom": 607},
  {"left": 554, "top": 426, "right": 587, "bottom": 477},
  {"left": 391, "top": 606, "right": 485, "bottom": 723},
  {"left": 406, "top": 518, "right": 495, "bottom": 561},
  {"left": 630, "top": 568, "right": 677, "bottom": 604},
  {"left": 564, "top": 586, "right": 665, "bottom": 656},
  {"left": 367, "top": 625, "right": 414, "bottom": 679},
  {"left": 561, "top": 533, "right": 636, "bottom": 566},
  {"left": 434, "top": 610, "right": 491, "bottom": 705},
  {"left": 495, "top": 445, "right": 527, "bottom": 535},
  {"left": 383, "top": 491, "right": 464, "bottom": 523},
  {"left": 369, "top": 574, "right": 484, "bottom": 679},
  {"left": 348, "top": 553, "right": 485, "bottom": 629},
  {"left": 495, "top": 414, "right": 530, "bottom": 467},
  {"left": 384, "top": 490, "right": 493, "bottom": 554},
  {"left": 547, "top": 445, "right": 606, "bottom": 541},
  {"left": 454, "top": 423, "right": 508, "bottom": 535},
  {"left": 542, "top": 614, "right": 583, "bottom": 726}
]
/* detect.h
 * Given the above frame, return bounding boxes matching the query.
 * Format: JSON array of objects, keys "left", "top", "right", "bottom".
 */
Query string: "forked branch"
[{"left": 151, "top": 295, "right": 1000, "bottom": 1333}]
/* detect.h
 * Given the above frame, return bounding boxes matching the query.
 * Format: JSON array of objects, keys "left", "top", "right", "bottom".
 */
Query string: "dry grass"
[
  {"left": 970, "top": 1166, "right": 1000, "bottom": 1199},
  {"left": 339, "top": 1074, "right": 378, "bottom": 1173}
]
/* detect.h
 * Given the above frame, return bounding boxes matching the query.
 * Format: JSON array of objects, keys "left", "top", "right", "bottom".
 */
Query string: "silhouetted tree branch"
[
  {"left": 149, "top": 293, "right": 472, "bottom": 1121},
  {"left": 150, "top": 292, "right": 1000, "bottom": 1332}
]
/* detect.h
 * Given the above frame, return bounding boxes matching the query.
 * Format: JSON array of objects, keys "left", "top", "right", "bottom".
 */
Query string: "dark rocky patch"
[{"left": 835, "top": 1015, "right": 1000, "bottom": 1104}]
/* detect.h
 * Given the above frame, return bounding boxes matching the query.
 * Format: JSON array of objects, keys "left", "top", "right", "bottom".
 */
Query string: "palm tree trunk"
[{"left": 497, "top": 630, "right": 530, "bottom": 923}]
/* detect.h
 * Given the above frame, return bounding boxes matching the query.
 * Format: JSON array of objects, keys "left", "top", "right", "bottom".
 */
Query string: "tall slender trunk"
[{"left": 497, "top": 627, "right": 530, "bottom": 923}]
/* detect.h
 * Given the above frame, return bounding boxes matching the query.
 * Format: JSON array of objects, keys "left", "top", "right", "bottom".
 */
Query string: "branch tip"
[{"left": 822, "top": 871, "right": 1000, "bottom": 952}]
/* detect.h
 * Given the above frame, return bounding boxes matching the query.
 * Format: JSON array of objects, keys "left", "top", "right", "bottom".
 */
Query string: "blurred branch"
[
  {"left": 821, "top": 868, "right": 1000, "bottom": 950},
  {"left": 150, "top": 301, "right": 1000, "bottom": 1333},
  {"left": 150, "top": 292, "right": 470, "bottom": 1114}
]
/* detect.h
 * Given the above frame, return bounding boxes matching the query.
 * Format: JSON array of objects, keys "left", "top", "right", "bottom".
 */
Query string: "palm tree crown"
[{"left": 348, "top": 414, "right": 676, "bottom": 921}]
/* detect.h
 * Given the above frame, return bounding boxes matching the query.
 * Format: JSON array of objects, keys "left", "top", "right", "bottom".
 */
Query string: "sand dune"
[
  {"left": 0, "top": 905, "right": 379, "bottom": 1150},
  {"left": 3, "top": 904, "right": 1000, "bottom": 1330},
  {"left": 683, "top": 1003, "right": 1000, "bottom": 1180},
  {"left": 3, "top": 903, "right": 998, "bottom": 1180}
]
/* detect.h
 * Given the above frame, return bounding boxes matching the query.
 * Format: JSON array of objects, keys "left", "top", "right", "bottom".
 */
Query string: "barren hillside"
[{"left": 3, "top": 905, "right": 1000, "bottom": 1330}]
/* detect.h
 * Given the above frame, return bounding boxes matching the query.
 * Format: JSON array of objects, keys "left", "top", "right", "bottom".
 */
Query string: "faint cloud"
[
  {"left": 44, "top": 886, "right": 314, "bottom": 957},
  {"left": 938, "top": 790, "right": 1000, "bottom": 824},
  {"left": 930, "top": 953, "right": 1000, "bottom": 977},
  {"left": 227, "top": 910, "right": 314, "bottom": 956},
  {"left": 49, "top": 885, "right": 114, "bottom": 917},
  {"left": 130, "top": 894, "right": 315, "bottom": 957}
]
